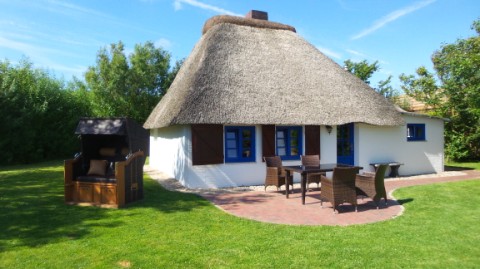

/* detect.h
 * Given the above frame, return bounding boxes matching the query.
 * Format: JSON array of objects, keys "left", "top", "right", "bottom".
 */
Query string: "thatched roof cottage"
[{"left": 144, "top": 11, "right": 446, "bottom": 188}]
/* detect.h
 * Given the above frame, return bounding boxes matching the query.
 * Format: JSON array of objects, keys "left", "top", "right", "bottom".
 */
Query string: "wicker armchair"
[
  {"left": 264, "top": 156, "right": 294, "bottom": 192},
  {"left": 300, "top": 155, "right": 325, "bottom": 189},
  {"left": 356, "top": 164, "right": 388, "bottom": 209},
  {"left": 319, "top": 167, "right": 358, "bottom": 213}
]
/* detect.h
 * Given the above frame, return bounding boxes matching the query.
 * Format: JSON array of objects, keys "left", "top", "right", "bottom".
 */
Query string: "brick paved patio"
[{"left": 146, "top": 167, "right": 480, "bottom": 226}]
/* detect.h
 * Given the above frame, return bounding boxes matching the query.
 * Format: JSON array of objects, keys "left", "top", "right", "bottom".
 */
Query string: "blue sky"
[{"left": 0, "top": 0, "right": 478, "bottom": 89}]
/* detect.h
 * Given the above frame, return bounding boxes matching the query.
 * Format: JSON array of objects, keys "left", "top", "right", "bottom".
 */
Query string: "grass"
[
  {"left": 446, "top": 161, "right": 480, "bottom": 170},
  {"left": 0, "top": 161, "right": 479, "bottom": 268}
]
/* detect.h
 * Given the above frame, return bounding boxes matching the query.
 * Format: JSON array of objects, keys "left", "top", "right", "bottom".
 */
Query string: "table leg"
[
  {"left": 389, "top": 165, "right": 400, "bottom": 177},
  {"left": 301, "top": 173, "right": 306, "bottom": 205},
  {"left": 285, "top": 170, "right": 291, "bottom": 198}
]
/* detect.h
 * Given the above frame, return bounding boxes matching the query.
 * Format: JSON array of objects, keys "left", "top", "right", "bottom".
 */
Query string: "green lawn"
[
  {"left": 0, "top": 161, "right": 479, "bottom": 268},
  {"left": 446, "top": 161, "right": 480, "bottom": 170}
]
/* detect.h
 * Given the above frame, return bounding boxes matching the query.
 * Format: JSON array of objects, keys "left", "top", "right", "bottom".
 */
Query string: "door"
[{"left": 337, "top": 123, "right": 354, "bottom": 165}]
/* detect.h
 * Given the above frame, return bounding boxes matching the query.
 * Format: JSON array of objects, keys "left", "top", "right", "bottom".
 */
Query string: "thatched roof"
[
  {"left": 144, "top": 14, "right": 405, "bottom": 129},
  {"left": 395, "top": 106, "right": 450, "bottom": 122}
]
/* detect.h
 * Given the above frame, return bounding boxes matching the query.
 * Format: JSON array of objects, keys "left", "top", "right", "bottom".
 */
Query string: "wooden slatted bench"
[{"left": 370, "top": 162, "right": 404, "bottom": 177}]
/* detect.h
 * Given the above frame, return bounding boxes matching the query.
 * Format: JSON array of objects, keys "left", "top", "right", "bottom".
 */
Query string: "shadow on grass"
[
  {"left": 133, "top": 177, "right": 212, "bottom": 213},
  {"left": 444, "top": 165, "right": 474, "bottom": 171},
  {"left": 0, "top": 161, "right": 210, "bottom": 251},
  {"left": 396, "top": 198, "right": 414, "bottom": 205}
]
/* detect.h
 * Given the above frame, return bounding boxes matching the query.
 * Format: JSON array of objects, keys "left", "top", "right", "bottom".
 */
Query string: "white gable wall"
[
  {"left": 356, "top": 115, "right": 444, "bottom": 175},
  {"left": 149, "top": 125, "right": 190, "bottom": 186}
]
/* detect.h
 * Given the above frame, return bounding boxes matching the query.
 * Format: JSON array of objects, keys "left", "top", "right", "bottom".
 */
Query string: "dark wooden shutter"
[
  {"left": 191, "top": 124, "right": 224, "bottom": 165},
  {"left": 305, "top": 125, "right": 321, "bottom": 158},
  {"left": 262, "top": 125, "right": 275, "bottom": 160}
]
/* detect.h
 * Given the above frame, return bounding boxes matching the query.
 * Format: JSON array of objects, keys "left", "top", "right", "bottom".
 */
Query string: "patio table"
[{"left": 283, "top": 163, "right": 363, "bottom": 205}]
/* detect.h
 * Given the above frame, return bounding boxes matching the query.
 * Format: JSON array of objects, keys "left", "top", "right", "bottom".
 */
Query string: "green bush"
[{"left": 0, "top": 59, "right": 91, "bottom": 164}]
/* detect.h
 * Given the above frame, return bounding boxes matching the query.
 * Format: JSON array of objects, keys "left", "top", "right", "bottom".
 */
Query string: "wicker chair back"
[
  {"left": 301, "top": 155, "right": 320, "bottom": 166},
  {"left": 264, "top": 156, "right": 282, "bottom": 168}
]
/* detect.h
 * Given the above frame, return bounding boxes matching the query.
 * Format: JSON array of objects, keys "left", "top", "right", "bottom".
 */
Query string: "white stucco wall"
[
  {"left": 356, "top": 115, "right": 445, "bottom": 175},
  {"left": 185, "top": 125, "right": 267, "bottom": 188},
  {"left": 321, "top": 126, "right": 337, "bottom": 164},
  {"left": 149, "top": 117, "right": 444, "bottom": 188},
  {"left": 149, "top": 125, "right": 337, "bottom": 188},
  {"left": 149, "top": 125, "right": 190, "bottom": 186}
]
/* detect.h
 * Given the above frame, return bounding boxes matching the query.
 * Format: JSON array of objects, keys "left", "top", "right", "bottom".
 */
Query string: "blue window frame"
[
  {"left": 276, "top": 126, "right": 302, "bottom": 160},
  {"left": 224, "top": 126, "right": 256, "bottom": 163},
  {"left": 407, "top": 124, "right": 426, "bottom": 141}
]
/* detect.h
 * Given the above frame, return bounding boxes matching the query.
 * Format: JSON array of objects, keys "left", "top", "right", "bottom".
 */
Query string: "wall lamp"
[{"left": 325, "top": 125, "right": 333, "bottom": 135}]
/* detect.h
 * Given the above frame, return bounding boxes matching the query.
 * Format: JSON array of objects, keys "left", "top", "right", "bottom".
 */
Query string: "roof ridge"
[{"left": 202, "top": 15, "right": 296, "bottom": 35}]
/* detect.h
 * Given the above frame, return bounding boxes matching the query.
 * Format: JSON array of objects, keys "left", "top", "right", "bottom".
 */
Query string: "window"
[
  {"left": 407, "top": 124, "right": 426, "bottom": 141},
  {"left": 276, "top": 126, "right": 302, "bottom": 160},
  {"left": 224, "top": 126, "right": 255, "bottom": 163}
]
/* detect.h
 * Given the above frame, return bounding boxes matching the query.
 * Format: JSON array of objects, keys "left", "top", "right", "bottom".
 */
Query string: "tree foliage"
[
  {"left": 400, "top": 19, "right": 480, "bottom": 160},
  {"left": 0, "top": 59, "right": 91, "bottom": 164},
  {"left": 0, "top": 40, "right": 182, "bottom": 165},
  {"left": 344, "top": 59, "right": 399, "bottom": 101},
  {"left": 399, "top": 66, "right": 444, "bottom": 114},
  {"left": 344, "top": 59, "right": 379, "bottom": 85},
  {"left": 84, "top": 41, "right": 180, "bottom": 123}
]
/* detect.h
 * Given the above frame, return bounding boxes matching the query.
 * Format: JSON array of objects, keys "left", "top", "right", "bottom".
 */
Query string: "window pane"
[
  {"left": 290, "top": 147, "right": 298, "bottom": 156},
  {"left": 277, "top": 131, "right": 284, "bottom": 138},
  {"left": 278, "top": 148, "right": 286, "bottom": 156},
  {"left": 227, "top": 149, "right": 238, "bottom": 158},
  {"left": 407, "top": 126, "right": 413, "bottom": 138},
  {"left": 290, "top": 138, "right": 298, "bottom": 147},
  {"left": 242, "top": 129, "right": 251, "bottom": 138},
  {"left": 227, "top": 140, "right": 236, "bottom": 148},
  {"left": 415, "top": 127, "right": 423, "bottom": 138},
  {"left": 242, "top": 149, "right": 251, "bottom": 158},
  {"left": 290, "top": 129, "right": 298, "bottom": 138},
  {"left": 226, "top": 131, "right": 236, "bottom": 139},
  {"left": 337, "top": 144, "right": 343, "bottom": 156},
  {"left": 243, "top": 139, "right": 251, "bottom": 148},
  {"left": 277, "top": 138, "right": 285, "bottom": 147}
]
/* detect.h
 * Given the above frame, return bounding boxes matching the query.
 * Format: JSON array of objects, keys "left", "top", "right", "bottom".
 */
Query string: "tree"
[
  {"left": 377, "top": 75, "right": 396, "bottom": 100},
  {"left": 84, "top": 41, "right": 182, "bottom": 123},
  {"left": 344, "top": 59, "right": 399, "bottom": 101},
  {"left": 344, "top": 59, "right": 379, "bottom": 85},
  {"left": 400, "top": 19, "right": 480, "bottom": 160},
  {"left": 399, "top": 66, "right": 444, "bottom": 114},
  {"left": 0, "top": 59, "right": 91, "bottom": 164}
]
